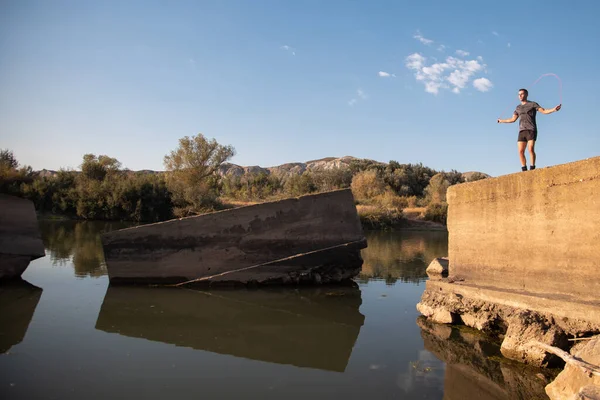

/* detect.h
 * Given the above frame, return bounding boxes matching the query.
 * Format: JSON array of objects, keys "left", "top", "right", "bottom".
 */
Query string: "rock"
[
  {"left": 460, "top": 312, "right": 493, "bottom": 331},
  {"left": 545, "top": 337, "right": 600, "bottom": 400},
  {"left": 500, "top": 311, "right": 569, "bottom": 367},
  {"left": 426, "top": 257, "right": 449, "bottom": 278},
  {"left": 416, "top": 302, "right": 454, "bottom": 324}
]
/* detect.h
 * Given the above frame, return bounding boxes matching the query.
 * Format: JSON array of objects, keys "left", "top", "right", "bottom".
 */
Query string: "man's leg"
[
  {"left": 518, "top": 141, "right": 527, "bottom": 170},
  {"left": 528, "top": 140, "right": 536, "bottom": 169}
]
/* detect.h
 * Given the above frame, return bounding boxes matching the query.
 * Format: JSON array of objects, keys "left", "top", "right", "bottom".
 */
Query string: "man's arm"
[
  {"left": 538, "top": 104, "right": 562, "bottom": 114},
  {"left": 498, "top": 113, "right": 518, "bottom": 123}
]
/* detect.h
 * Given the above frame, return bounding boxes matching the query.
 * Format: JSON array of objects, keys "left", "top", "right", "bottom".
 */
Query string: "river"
[{"left": 0, "top": 221, "right": 552, "bottom": 399}]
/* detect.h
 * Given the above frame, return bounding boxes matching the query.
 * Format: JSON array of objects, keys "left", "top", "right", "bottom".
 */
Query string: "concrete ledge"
[{"left": 425, "top": 280, "right": 600, "bottom": 328}]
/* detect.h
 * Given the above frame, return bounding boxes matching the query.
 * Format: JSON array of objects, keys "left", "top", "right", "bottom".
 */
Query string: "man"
[{"left": 497, "top": 88, "right": 561, "bottom": 171}]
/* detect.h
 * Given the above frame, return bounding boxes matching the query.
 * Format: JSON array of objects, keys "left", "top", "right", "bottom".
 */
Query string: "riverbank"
[{"left": 35, "top": 202, "right": 447, "bottom": 232}]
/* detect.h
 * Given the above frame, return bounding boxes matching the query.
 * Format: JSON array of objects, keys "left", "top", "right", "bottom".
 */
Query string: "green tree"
[
  {"left": 0, "top": 149, "right": 19, "bottom": 170},
  {"left": 80, "top": 154, "right": 122, "bottom": 181},
  {"left": 467, "top": 172, "right": 489, "bottom": 182},
  {"left": 163, "top": 133, "right": 235, "bottom": 215}
]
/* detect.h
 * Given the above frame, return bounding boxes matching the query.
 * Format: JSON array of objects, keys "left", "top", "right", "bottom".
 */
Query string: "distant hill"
[{"left": 34, "top": 157, "right": 490, "bottom": 181}]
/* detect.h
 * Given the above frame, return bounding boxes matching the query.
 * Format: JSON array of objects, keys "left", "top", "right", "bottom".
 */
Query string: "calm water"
[{"left": 0, "top": 221, "right": 552, "bottom": 400}]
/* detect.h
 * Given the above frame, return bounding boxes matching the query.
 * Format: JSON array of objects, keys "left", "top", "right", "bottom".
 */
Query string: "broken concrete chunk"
[
  {"left": 426, "top": 257, "right": 449, "bottom": 277},
  {"left": 545, "top": 337, "right": 600, "bottom": 400},
  {"left": 500, "top": 311, "right": 569, "bottom": 368}
]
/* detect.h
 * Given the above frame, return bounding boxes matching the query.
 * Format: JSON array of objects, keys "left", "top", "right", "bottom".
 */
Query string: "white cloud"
[
  {"left": 473, "top": 77, "right": 493, "bottom": 92},
  {"left": 348, "top": 89, "right": 368, "bottom": 106},
  {"left": 405, "top": 53, "right": 425, "bottom": 70},
  {"left": 378, "top": 71, "right": 396, "bottom": 78},
  {"left": 413, "top": 31, "right": 434, "bottom": 45},
  {"left": 507, "top": 42, "right": 511, "bottom": 48},
  {"left": 456, "top": 49, "right": 470, "bottom": 57},
  {"left": 437, "top": 44, "right": 446, "bottom": 52},
  {"left": 492, "top": 31, "right": 499, "bottom": 36},
  {"left": 477, "top": 55, "right": 483, "bottom": 61},
  {"left": 405, "top": 53, "right": 489, "bottom": 95},
  {"left": 280, "top": 45, "right": 296, "bottom": 55}
]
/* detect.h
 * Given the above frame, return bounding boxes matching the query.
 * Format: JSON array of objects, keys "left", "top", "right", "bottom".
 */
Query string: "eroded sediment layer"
[{"left": 417, "top": 280, "right": 600, "bottom": 368}]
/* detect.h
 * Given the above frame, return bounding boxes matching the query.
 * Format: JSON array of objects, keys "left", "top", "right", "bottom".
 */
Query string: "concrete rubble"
[{"left": 416, "top": 156, "right": 600, "bottom": 397}]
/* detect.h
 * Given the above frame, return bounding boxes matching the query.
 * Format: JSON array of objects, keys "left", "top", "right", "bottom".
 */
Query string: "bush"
[
  {"left": 372, "top": 190, "right": 408, "bottom": 210},
  {"left": 351, "top": 170, "right": 386, "bottom": 202},
  {"left": 423, "top": 202, "right": 448, "bottom": 224}
]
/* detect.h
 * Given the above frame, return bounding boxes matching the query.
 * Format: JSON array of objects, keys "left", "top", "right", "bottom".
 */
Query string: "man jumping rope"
[{"left": 497, "top": 88, "right": 561, "bottom": 171}]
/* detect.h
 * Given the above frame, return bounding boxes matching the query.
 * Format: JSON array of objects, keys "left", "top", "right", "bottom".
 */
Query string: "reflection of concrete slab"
[
  {"left": 96, "top": 285, "right": 365, "bottom": 372},
  {"left": 101, "top": 189, "right": 366, "bottom": 285},
  {"left": 0, "top": 195, "right": 45, "bottom": 279},
  {"left": 417, "top": 317, "right": 551, "bottom": 400},
  {"left": 0, "top": 280, "right": 43, "bottom": 353}
]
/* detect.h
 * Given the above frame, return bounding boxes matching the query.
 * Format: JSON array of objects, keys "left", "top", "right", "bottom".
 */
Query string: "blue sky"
[{"left": 1, "top": 0, "right": 599, "bottom": 177}]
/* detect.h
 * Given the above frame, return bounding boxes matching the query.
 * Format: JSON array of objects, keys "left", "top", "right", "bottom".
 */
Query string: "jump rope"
[{"left": 498, "top": 73, "right": 563, "bottom": 119}]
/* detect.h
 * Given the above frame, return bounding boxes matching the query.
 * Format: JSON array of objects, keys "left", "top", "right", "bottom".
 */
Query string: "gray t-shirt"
[{"left": 514, "top": 101, "right": 540, "bottom": 132}]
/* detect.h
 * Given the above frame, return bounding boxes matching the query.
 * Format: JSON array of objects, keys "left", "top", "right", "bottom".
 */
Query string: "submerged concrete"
[
  {"left": 101, "top": 189, "right": 366, "bottom": 285},
  {"left": 418, "top": 317, "right": 553, "bottom": 400},
  {"left": 96, "top": 285, "right": 364, "bottom": 372},
  {"left": 417, "top": 157, "right": 600, "bottom": 393},
  {"left": 0, "top": 194, "right": 45, "bottom": 279}
]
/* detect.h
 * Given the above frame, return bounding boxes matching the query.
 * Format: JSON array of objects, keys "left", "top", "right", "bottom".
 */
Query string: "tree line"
[{"left": 0, "top": 134, "right": 487, "bottom": 224}]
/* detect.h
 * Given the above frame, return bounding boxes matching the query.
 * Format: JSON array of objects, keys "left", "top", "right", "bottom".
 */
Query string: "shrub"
[
  {"left": 351, "top": 170, "right": 386, "bottom": 202},
  {"left": 423, "top": 202, "right": 448, "bottom": 224}
]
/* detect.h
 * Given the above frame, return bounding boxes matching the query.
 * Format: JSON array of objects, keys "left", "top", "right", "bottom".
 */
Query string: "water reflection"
[
  {"left": 417, "top": 317, "right": 554, "bottom": 400},
  {"left": 0, "top": 279, "right": 43, "bottom": 354},
  {"left": 359, "top": 231, "right": 448, "bottom": 284},
  {"left": 96, "top": 284, "right": 364, "bottom": 372},
  {"left": 39, "top": 220, "right": 134, "bottom": 277}
]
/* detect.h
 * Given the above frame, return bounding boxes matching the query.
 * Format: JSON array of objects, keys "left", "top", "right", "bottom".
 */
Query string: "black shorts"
[{"left": 518, "top": 130, "right": 537, "bottom": 142}]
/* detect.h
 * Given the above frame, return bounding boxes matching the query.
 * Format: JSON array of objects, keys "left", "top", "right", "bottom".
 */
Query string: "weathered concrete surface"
[
  {"left": 417, "top": 280, "right": 600, "bottom": 367},
  {"left": 447, "top": 156, "right": 600, "bottom": 301},
  {"left": 0, "top": 279, "right": 43, "bottom": 353},
  {"left": 545, "top": 337, "right": 600, "bottom": 400},
  {"left": 101, "top": 189, "right": 366, "bottom": 285},
  {"left": 0, "top": 194, "right": 45, "bottom": 279},
  {"left": 96, "top": 285, "right": 364, "bottom": 372},
  {"left": 418, "top": 317, "right": 552, "bottom": 400}
]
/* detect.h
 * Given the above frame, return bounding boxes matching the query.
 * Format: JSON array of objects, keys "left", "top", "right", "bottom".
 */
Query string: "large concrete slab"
[
  {"left": 447, "top": 156, "right": 600, "bottom": 301},
  {"left": 0, "top": 194, "right": 45, "bottom": 279},
  {"left": 101, "top": 189, "right": 366, "bottom": 285}
]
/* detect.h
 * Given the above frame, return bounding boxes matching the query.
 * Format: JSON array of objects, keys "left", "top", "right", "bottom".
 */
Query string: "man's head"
[{"left": 518, "top": 88, "right": 528, "bottom": 102}]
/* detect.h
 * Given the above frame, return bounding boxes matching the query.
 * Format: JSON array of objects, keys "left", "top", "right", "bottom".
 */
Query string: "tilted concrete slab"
[
  {"left": 0, "top": 194, "right": 45, "bottom": 279},
  {"left": 447, "top": 156, "right": 600, "bottom": 302},
  {"left": 101, "top": 189, "right": 367, "bottom": 285}
]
